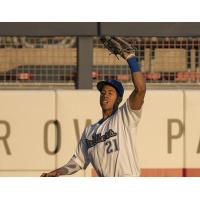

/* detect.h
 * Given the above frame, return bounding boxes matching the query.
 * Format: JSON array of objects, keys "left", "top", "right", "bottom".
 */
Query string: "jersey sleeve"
[
  {"left": 119, "top": 98, "right": 142, "bottom": 127},
  {"left": 71, "top": 130, "right": 90, "bottom": 169}
]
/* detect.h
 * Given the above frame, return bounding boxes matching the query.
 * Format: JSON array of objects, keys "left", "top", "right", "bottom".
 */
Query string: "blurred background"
[
  {"left": 1, "top": 22, "right": 200, "bottom": 89},
  {"left": 0, "top": 22, "right": 200, "bottom": 177}
]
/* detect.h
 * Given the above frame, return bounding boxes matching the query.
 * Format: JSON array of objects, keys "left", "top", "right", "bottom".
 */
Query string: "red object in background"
[
  {"left": 176, "top": 72, "right": 200, "bottom": 81},
  {"left": 17, "top": 73, "right": 33, "bottom": 80},
  {"left": 92, "top": 71, "right": 102, "bottom": 80},
  {"left": 117, "top": 74, "right": 130, "bottom": 81},
  {"left": 144, "top": 72, "right": 161, "bottom": 80}
]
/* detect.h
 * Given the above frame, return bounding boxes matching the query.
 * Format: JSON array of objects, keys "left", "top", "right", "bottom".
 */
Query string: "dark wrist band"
[{"left": 127, "top": 56, "right": 140, "bottom": 72}]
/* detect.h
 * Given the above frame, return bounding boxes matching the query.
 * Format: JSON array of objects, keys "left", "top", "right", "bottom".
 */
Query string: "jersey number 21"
[{"left": 105, "top": 138, "right": 119, "bottom": 154}]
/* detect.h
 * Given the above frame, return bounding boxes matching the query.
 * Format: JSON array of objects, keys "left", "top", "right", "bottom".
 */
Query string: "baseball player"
[{"left": 41, "top": 36, "right": 146, "bottom": 177}]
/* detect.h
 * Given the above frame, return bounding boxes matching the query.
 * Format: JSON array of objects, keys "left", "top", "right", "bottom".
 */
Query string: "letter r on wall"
[{"left": 0, "top": 120, "right": 11, "bottom": 155}]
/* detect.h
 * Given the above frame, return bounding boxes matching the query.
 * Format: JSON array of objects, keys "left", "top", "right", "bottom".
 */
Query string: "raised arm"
[
  {"left": 126, "top": 54, "right": 146, "bottom": 110},
  {"left": 41, "top": 158, "right": 81, "bottom": 177},
  {"left": 110, "top": 37, "right": 146, "bottom": 110}
]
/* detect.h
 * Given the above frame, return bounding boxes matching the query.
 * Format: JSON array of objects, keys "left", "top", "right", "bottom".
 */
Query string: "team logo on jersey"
[{"left": 85, "top": 129, "right": 117, "bottom": 149}]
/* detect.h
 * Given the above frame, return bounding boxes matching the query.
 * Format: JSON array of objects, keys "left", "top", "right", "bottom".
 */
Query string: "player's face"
[{"left": 100, "top": 85, "right": 118, "bottom": 111}]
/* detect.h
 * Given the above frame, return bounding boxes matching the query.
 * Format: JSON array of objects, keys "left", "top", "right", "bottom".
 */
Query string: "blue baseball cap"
[{"left": 97, "top": 80, "right": 124, "bottom": 97}]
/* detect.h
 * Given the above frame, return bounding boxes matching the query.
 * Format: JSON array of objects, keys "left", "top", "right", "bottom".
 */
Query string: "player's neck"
[
  {"left": 102, "top": 110, "right": 112, "bottom": 119},
  {"left": 102, "top": 108, "right": 117, "bottom": 119},
  {"left": 98, "top": 109, "right": 116, "bottom": 125}
]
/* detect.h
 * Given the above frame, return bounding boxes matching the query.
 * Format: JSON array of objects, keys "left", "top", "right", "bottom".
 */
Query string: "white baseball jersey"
[{"left": 71, "top": 98, "right": 142, "bottom": 177}]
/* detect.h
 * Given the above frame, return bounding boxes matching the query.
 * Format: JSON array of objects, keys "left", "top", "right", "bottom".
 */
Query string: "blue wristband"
[{"left": 127, "top": 56, "right": 140, "bottom": 73}]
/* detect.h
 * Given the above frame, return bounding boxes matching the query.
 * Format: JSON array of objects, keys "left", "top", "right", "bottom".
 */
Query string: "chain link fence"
[
  {"left": 0, "top": 36, "right": 77, "bottom": 88},
  {"left": 93, "top": 37, "right": 200, "bottom": 86},
  {"left": 0, "top": 36, "right": 200, "bottom": 88}
]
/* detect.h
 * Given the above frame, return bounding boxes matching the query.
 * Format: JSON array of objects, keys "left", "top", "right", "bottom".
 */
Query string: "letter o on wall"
[{"left": 44, "top": 120, "right": 61, "bottom": 155}]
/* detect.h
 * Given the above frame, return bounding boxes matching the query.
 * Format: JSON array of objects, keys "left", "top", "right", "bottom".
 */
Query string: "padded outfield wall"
[{"left": 0, "top": 89, "right": 199, "bottom": 177}]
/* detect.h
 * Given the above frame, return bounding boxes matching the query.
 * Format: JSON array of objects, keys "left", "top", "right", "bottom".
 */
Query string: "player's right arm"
[
  {"left": 41, "top": 130, "right": 90, "bottom": 177},
  {"left": 40, "top": 158, "right": 81, "bottom": 177}
]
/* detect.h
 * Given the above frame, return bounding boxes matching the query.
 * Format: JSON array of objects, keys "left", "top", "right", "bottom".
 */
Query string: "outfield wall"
[{"left": 0, "top": 90, "right": 199, "bottom": 176}]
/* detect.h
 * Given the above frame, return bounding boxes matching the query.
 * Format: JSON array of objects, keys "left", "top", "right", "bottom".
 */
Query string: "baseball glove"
[{"left": 100, "top": 36, "right": 136, "bottom": 59}]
